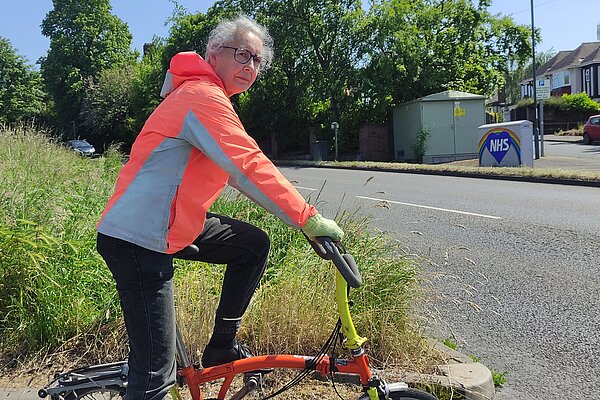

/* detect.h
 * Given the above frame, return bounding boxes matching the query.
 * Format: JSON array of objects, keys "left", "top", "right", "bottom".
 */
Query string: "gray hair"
[{"left": 205, "top": 14, "right": 274, "bottom": 73}]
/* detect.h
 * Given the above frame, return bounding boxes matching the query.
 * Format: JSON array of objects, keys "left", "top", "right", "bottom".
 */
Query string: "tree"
[
  {"left": 503, "top": 49, "right": 554, "bottom": 105},
  {"left": 161, "top": 5, "right": 230, "bottom": 70},
  {"left": 79, "top": 64, "right": 136, "bottom": 151},
  {"left": 230, "top": 0, "right": 369, "bottom": 153},
  {"left": 40, "top": 0, "right": 137, "bottom": 134},
  {"left": 366, "top": 0, "right": 532, "bottom": 107},
  {"left": 130, "top": 40, "right": 167, "bottom": 134},
  {"left": 0, "top": 38, "right": 48, "bottom": 124}
]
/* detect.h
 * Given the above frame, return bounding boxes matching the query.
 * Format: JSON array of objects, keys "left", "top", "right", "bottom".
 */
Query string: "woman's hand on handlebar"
[
  {"left": 301, "top": 213, "right": 344, "bottom": 242},
  {"left": 303, "top": 235, "right": 362, "bottom": 288}
]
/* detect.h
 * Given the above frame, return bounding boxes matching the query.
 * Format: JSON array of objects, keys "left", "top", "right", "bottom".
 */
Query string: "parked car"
[
  {"left": 582, "top": 114, "right": 600, "bottom": 145},
  {"left": 66, "top": 139, "right": 95, "bottom": 156}
]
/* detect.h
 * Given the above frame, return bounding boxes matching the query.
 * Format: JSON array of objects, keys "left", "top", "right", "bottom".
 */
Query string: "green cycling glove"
[{"left": 302, "top": 213, "right": 344, "bottom": 241}]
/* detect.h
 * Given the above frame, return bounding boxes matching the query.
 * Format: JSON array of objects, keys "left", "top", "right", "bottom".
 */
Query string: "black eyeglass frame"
[{"left": 220, "top": 46, "right": 268, "bottom": 70}]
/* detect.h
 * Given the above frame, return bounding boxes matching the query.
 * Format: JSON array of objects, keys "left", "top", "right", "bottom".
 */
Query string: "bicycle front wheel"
[
  {"left": 63, "top": 386, "right": 125, "bottom": 400},
  {"left": 359, "top": 383, "right": 438, "bottom": 400},
  {"left": 386, "top": 387, "right": 438, "bottom": 400}
]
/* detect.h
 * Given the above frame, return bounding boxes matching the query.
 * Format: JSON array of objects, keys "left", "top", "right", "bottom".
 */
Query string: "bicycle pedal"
[
  {"left": 245, "top": 368, "right": 274, "bottom": 375},
  {"left": 231, "top": 374, "right": 263, "bottom": 400},
  {"left": 242, "top": 372, "right": 264, "bottom": 386}
]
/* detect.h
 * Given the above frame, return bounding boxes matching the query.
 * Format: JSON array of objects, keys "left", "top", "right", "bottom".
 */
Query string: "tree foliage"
[
  {"left": 503, "top": 49, "right": 554, "bottom": 105},
  {"left": 40, "top": 0, "right": 137, "bottom": 134},
  {"left": 0, "top": 38, "right": 48, "bottom": 124},
  {"left": 79, "top": 64, "right": 136, "bottom": 151},
  {"left": 365, "top": 0, "right": 531, "bottom": 110},
  {"left": 130, "top": 41, "right": 167, "bottom": 133}
]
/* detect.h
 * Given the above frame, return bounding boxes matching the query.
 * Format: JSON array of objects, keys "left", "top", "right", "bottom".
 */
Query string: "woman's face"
[{"left": 209, "top": 31, "right": 264, "bottom": 97}]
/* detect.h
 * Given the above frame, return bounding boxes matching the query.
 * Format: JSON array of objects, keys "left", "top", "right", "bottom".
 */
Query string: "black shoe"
[{"left": 201, "top": 341, "right": 253, "bottom": 367}]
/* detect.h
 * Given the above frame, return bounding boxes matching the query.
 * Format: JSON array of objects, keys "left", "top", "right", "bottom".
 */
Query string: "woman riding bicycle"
[{"left": 96, "top": 14, "right": 343, "bottom": 400}]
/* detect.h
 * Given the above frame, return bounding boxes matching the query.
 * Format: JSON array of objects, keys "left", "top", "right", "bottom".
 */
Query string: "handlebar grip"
[
  {"left": 307, "top": 236, "right": 362, "bottom": 288},
  {"left": 306, "top": 235, "right": 334, "bottom": 260}
]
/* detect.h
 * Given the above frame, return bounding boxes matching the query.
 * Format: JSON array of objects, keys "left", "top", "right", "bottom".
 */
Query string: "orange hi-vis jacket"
[{"left": 97, "top": 51, "right": 317, "bottom": 254}]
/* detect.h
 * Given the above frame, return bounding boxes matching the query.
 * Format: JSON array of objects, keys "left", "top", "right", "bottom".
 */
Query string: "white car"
[{"left": 66, "top": 140, "right": 95, "bottom": 156}]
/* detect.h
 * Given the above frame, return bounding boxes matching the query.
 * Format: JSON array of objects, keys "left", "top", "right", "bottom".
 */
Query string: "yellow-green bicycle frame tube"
[
  {"left": 335, "top": 270, "right": 367, "bottom": 349},
  {"left": 336, "top": 271, "right": 380, "bottom": 399}
]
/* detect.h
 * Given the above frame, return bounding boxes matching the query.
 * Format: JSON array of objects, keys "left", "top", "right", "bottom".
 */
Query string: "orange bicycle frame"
[{"left": 175, "top": 269, "right": 377, "bottom": 400}]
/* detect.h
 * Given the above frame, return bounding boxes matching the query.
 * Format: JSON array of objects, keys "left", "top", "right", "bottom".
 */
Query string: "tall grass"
[
  {"left": 0, "top": 125, "right": 122, "bottom": 354},
  {"left": 0, "top": 126, "right": 436, "bottom": 372}
]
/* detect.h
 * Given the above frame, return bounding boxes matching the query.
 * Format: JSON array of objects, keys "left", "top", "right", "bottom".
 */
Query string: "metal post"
[
  {"left": 530, "top": 0, "right": 539, "bottom": 159},
  {"left": 540, "top": 100, "right": 545, "bottom": 156},
  {"left": 331, "top": 122, "right": 339, "bottom": 161},
  {"left": 335, "top": 127, "right": 339, "bottom": 161}
]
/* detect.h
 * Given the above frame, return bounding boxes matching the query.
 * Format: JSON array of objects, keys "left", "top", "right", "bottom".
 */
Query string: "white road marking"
[
  {"left": 294, "top": 186, "right": 318, "bottom": 191},
  {"left": 356, "top": 195, "right": 502, "bottom": 220}
]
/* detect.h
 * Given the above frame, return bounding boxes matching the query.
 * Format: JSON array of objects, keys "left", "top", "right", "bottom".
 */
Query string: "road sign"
[{"left": 536, "top": 79, "right": 551, "bottom": 100}]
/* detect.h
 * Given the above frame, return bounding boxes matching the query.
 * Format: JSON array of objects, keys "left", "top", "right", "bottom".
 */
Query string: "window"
[
  {"left": 585, "top": 69, "right": 590, "bottom": 82},
  {"left": 551, "top": 71, "right": 570, "bottom": 88}
]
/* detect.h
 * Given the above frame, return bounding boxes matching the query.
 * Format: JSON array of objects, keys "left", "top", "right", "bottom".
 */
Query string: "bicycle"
[{"left": 38, "top": 237, "right": 438, "bottom": 400}]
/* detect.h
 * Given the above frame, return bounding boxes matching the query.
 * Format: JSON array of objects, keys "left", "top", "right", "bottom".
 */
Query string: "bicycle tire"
[
  {"left": 385, "top": 387, "right": 438, "bottom": 400},
  {"left": 358, "top": 385, "right": 439, "bottom": 400},
  {"left": 63, "top": 385, "right": 125, "bottom": 400}
]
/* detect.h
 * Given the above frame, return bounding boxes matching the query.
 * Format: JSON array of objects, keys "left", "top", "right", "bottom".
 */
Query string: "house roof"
[
  {"left": 419, "top": 90, "right": 486, "bottom": 101},
  {"left": 581, "top": 43, "right": 600, "bottom": 65},
  {"left": 536, "top": 42, "right": 600, "bottom": 76},
  {"left": 535, "top": 51, "right": 572, "bottom": 76}
]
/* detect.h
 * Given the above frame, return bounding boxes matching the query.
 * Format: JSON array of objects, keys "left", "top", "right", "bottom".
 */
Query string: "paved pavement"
[
  {"left": 543, "top": 134, "right": 582, "bottom": 143},
  {"left": 0, "top": 388, "right": 38, "bottom": 400},
  {"left": 534, "top": 134, "right": 600, "bottom": 171}
]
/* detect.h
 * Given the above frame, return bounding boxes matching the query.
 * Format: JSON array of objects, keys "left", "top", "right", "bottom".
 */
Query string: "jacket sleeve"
[{"left": 176, "top": 81, "right": 317, "bottom": 229}]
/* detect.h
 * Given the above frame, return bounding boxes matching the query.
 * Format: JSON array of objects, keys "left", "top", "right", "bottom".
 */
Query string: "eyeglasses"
[{"left": 220, "top": 46, "right": 268, "bottom": 70}]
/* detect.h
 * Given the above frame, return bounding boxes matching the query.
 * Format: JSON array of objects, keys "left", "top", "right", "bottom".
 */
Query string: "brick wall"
[{"left": 359, "top": 123, "right": 390, "bottom": 161}]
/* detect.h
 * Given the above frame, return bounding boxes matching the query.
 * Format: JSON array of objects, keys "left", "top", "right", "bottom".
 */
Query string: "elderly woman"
[{"left": 96, "top": 14, "right": 343, "bottom": 400}]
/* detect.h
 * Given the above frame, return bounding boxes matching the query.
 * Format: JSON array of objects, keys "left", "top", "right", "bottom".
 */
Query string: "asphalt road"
[{"left": 279, "top": 165, "right": 600, "bottom": 400}]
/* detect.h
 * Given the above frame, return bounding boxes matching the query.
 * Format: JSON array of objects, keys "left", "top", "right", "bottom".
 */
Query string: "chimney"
[{"left": 597, "top": 22, "right": 600, "bottom": 40}]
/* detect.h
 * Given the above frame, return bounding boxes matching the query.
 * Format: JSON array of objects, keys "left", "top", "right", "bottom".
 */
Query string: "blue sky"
[{"left": 0, "top": 0, "right": 598, "bottom": 67}]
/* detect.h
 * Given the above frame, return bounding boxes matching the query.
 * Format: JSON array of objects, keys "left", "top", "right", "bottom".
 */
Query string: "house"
[{"left": 520, "top": 41, "right": 600, "bottom": 101}]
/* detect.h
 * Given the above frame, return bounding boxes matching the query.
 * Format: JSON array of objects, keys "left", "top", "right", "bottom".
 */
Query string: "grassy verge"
[
  {"left": 275, "top": 157, "right": 600, "bottom": 183},
  {"left": 0, "top": 126, "right": 438, "bottom": 377},
  {"left": 0, "top": 126, "right": 123, "bottom": 356}
]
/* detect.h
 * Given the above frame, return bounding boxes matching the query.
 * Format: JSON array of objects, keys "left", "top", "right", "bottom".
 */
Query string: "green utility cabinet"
[{"left": 391, "top": 90, "right": 486, "bottom": 164}]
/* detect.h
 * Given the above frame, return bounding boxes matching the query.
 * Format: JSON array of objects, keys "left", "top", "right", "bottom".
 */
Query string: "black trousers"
[{"left": 96, "top": 213, "right": 270, "bottom": 400}]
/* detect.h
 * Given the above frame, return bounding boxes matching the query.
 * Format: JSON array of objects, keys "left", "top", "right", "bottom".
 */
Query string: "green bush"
[
  {"left": 559, "top": 93, "right": 600, "bottom": 113},
  {"left": 516, "top": 92, "right": 600, "bottom": 114},
  {"left": 515, "top": 98, "right": 534, "bottom": 108},
  {"left": 412, "top": 128, "right": 430, "bottom": 163},
  {"left": 540, "top": 93, "right": 600, "bottom": 113}
]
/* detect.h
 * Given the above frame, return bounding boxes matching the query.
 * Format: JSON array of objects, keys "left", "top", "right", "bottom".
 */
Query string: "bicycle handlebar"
[{"left": 306, "top": 236, "right": 362, "bottom": 288}]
